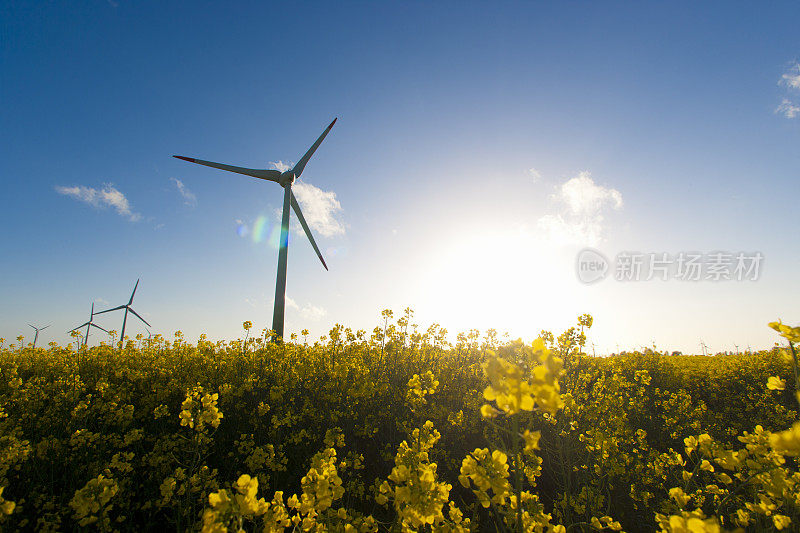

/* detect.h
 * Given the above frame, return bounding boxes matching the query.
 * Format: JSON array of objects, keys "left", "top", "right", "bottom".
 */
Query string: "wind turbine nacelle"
[{"left": 279, "top": 171, "right": 296, "bottom": 187}]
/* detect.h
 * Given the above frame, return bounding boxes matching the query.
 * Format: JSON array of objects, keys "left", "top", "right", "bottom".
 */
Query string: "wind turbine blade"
[
  {"left": 71, "top": 322, "right": 90, "bottom": 332},
  {"left": 90, "top": 302, "right": 95, "bottom": 317},
  {"left": 41, "top": 325, "right": 50, "bottom": 330},
  {"left": 291, "top": 118, "right": 337, "bottom": 178},
  {"left": 290, "top": 191, "right": 328, "bottom": 270},
  {"left": 95, "top": 305, "right": 126, "bottom": 315},
  {"left": 129, "top": 279, "right": 139, "bottom": 305},
  {"left": 127, "top": 307, "right": 152, "bottom": 328},
  {"left": 173, "top": 156, "right": 281, "bottom": 182},
  {"left": 90, "top": 323, "right": 109, "bottom": 333}
]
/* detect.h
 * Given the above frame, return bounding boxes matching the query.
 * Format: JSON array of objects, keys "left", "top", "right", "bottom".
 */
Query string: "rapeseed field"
[{"left": 1, "top": 313, "right": 798, "bottom": 532}]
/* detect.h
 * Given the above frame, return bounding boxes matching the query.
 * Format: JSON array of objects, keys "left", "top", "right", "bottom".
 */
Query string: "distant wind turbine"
[
  {"left": 95, "top": 280, "right": 151, "bottom": 344},
  {"left": 28, "top": 323, "right": 50, "bottom": 350},
  {"left": 143, "top": 328, "right": 156, "bottom": 348},
  {"left": 70, "top": 303, "right": 108, "bottom": 347},
  {"left": 174, "top": 118, "right": 336, "bottom": 340}
]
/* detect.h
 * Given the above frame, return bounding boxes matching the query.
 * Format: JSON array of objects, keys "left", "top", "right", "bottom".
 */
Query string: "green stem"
[
  {"left": 513, "top": 415, "right": 522, "bottom": 533},
  {"left": 788, "top": 341, "right": 799, "bottom": 411}
]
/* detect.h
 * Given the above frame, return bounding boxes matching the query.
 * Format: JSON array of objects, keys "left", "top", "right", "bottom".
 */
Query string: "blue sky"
[{"left": 1, "top": 1, "right": 798, "bottom": 353}]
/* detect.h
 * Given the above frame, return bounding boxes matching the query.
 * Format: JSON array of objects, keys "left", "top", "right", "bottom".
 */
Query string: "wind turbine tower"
[{"left": 174, "top": 118, "right": 336, "bottom": 340}]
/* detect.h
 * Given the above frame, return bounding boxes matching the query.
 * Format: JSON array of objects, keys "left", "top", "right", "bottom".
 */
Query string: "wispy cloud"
[
  {"left": 527, "top": 168, "right": 541, "bottom": 181},
  {"left": 777, "top": 99, "right": 800, "bottom": 119},
  {"left": 556, "top": 171, "right": 623, "bottom": 215},
  {"left": 780, "top": 62, "right": 800, "bottom": 90},
  {"left": 292, "top": 182, "right": 346, "bottom": 237},
  {"left": 300, "top": 304, "right": 327, "bottom": 321},
  {"left": 537, "top": 171, "right": 622, "bottom": 246},
  {"left": 244, "top": 297, "right": 261, "bottom": 309},
  {"left": 269, "top": 161, "right": 292, "bottom": 173},
  {"left": 285, "top": 295, "right": 326, "bottom": 321},
  {"left": 267, "top": 161, "right": 345, "bottom": 237},
  {"left": 171, "top": 177, "right": 197, "bottom": 206},
  {"left": 55, "top": 184, "right": 141, "bottom": 221},
  {"left": 776, "top": 63, "right": 800, "bottom": 119}
]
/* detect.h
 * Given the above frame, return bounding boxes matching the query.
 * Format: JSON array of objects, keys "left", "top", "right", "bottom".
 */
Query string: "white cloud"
[
  {"left": 283, "top": 295, "right": 326, "bottom": 321},
  {"left": 527, "top": 168, "right": 541, "bottom": 181},
  {"left": 171, "top": 177, "right": 197, "bottom": 206},
  {"left": 780, "top": 63, "right": 800, "bottom": 90},
  {"left": 556, "top": 171, "right": 623, "bottom": 215},
  {"left": 777, "top": 99, "right": 800, "bottom": 119},
  {"left": 266, "top": 161, "right": 345, "bottom": 238},
  {"left": 776, "top": 64, "right": 800, "bottom": 119},
  {"left": 55, "top": 184, "right": 141, "bottom": 221},
  {"left": 258, "top": 295, "right": 323, "bottom": 323},
  {"left": 537, "top": 171, "right": 623, "bottom": 246},
  {"left": 269, "top": 161, "right": 292, "bottom": 173},
  {"left": 300, "top": 304, "right": 327, "bottom": 321},
  {"left": 244, "top": 297, "right": 261, "bottom": 309},
  {"left": 292, "top": 181, "right": 346, "bottom": 237}
]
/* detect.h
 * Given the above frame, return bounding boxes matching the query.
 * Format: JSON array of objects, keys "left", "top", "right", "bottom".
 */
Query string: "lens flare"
[
  {"left": 252, "top": 216, "right": 267, "bottom": 243},
  {"left": 268, "top": 225, "right": 282, "bottom": 249},
  {"left": 326, "top": 246, "right": 346, "bottom": 258},
  {"left": 236, "top": 223, "right": 249, "bottom": 237}
]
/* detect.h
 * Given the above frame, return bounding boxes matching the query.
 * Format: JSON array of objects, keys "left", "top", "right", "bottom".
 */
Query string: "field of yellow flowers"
[{"left": 1, "top": 312, "right": 798, "bottom": 532}]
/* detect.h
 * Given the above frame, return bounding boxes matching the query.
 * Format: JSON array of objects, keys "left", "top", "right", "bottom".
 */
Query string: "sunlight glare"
[{"left": 417, "top": 229, "right": 581, "bottom": 338}]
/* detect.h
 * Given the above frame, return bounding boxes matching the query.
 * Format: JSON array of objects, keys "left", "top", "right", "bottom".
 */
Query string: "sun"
[{"left": 416, "top": 229, "right": 581, "bottom": 338}]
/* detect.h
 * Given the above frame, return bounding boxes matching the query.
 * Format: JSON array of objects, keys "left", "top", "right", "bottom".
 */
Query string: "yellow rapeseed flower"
[{"left": 767, "top": 376, "right": 787, "bottom": 390}]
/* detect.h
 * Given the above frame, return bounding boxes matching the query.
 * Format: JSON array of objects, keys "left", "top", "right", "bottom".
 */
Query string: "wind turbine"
[
  {"left": 95, "top": 280, "right": 151, "bottom": 344},
  {"left": 173, "top": 118, "right": 336, "bottom": 341},
  {"left": 70, "top": 303, "right": 108, "bottom": 347},
  {"left": 28, "top": 323, "right": 50, "bottom": 350},
  {"left": 143, "top": 328, "right": 157, "bottom": 348}
]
